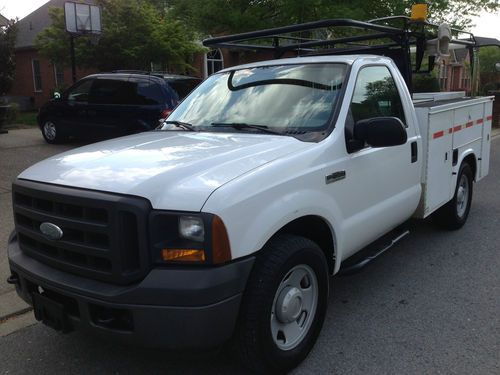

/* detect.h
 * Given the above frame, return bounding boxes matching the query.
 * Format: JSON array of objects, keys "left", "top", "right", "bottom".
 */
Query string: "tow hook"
[{"left": 7, "top": 274, "right": 19, "bottom": 285}]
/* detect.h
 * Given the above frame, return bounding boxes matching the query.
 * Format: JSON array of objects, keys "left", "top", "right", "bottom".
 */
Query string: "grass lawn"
[{"left": 15, "top": 111, "right": 38, "bottom": 126}]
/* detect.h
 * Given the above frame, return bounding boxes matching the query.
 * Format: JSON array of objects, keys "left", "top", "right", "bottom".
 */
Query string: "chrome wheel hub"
[
  {"left": 456, "top": 174, "right": 469, "bottom": 218},
  {"left": 270, "top": 264, "right": 318, "bottom": 351},
  {"left": 43, "top": 122, "right": 56, "bottom": 140},
  {"left": 276, "top": 286, "right": 303, "bottom": 323}
]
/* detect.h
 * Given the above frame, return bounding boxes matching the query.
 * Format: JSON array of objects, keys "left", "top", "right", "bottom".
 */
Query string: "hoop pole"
[{"left": 70, "top": 35, "right": 76, "bottom": 83}]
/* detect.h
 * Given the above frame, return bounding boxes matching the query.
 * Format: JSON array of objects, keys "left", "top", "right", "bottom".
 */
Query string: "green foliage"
[
  {"left": 5, "top": 103, "right": 20, "bottom": 124},
  {"left": 15, "top": 110, "right": 38, "bottom": 126},
  {"left": 36, "top": 0, "right": 203, "bottom": 73},
  {"left": 0, "top": 22, "right": 17, "bottom": 95},
  {"left": 413, "top": 73, "right": 441, "bottom": 93},
  {"left": 166, "top": 0, "right": 499, "bottom": 36},
  {"left": 477, "top": 47, "right": 500, "bottom": 94},
  {"left": 478, "top": 47, "right": 500, "bottom": 74}
]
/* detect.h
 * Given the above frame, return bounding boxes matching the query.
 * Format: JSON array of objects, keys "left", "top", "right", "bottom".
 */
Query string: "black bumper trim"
[{"left": 8, "top": 234, "right": 255, "bottom": 348}]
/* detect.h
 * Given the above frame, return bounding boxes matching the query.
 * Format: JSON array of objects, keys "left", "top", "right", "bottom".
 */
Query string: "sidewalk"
[{"left": 1, "top": 127, "right": 74, "bottom": 336}]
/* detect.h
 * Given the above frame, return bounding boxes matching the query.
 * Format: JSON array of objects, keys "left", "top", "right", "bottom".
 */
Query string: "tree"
[
  {"left": 0, "top": 21, "right": 17, "bottom": 95},
  {"left": 478, "top": 46, "right": 500, "bottom": 74},
  {"left": 36, "top": 0, "right": 203, "bottom": 73},
  {"left": 166, "top": 0, "right": 499, "bottom": 36},
  {"left": 477, "top": 46, "right": 500, "bottom": 94}
]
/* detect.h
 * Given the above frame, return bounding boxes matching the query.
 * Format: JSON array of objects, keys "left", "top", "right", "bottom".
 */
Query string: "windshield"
[{"left": 160, "top": 63, "right": 347, "bottom": 134}]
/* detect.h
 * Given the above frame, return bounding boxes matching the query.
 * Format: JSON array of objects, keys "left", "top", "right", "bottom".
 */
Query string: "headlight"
[
  {"left": 178, "top": 215, "right": 205, "bottom": 242},
  {"left": 149, "top": 212, "right": 231, "bottom": 265}
]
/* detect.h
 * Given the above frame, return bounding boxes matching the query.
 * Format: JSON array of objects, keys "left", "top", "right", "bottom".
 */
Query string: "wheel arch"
[
  {"left": 272, "top": 215, "right": 337, "bottom": 275},
  {"left": 461, "top": 153, "right": 477, "bottom": 181}
]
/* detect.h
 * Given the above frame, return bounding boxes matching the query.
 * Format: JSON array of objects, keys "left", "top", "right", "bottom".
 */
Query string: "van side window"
[
  {"left": 89, "top": 78, "right": 136, "bottom": 105},
  {"left": 349, "top": 66, "right": 406, "bottom": 124},
  {"left": 67, "top": 79, "right": 93, "bottom": 102},
  {"left": 131, "top": 79, "right": 164, "bottom": 105}
]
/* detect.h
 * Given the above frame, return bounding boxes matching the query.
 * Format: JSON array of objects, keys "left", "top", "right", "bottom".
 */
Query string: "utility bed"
[{"left": 413, "top": 95, "right": 494, "bottom": 217}]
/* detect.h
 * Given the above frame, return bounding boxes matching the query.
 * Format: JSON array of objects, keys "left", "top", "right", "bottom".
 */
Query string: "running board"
[{"left": 338, "top": 228, "right": 410, "bottom": 276}]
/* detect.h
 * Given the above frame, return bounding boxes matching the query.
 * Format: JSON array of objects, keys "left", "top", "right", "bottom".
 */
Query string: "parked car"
[{"left": 37, "top": 72, "right": 201, "bottom": 143}]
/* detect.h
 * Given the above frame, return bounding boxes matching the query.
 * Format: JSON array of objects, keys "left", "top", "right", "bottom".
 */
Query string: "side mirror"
[
  {"left": 353, "top": 117, "right": 407, "bottom": 147},
  {"left": 53, "top": 92, "right": 61, "bottom": 99}
]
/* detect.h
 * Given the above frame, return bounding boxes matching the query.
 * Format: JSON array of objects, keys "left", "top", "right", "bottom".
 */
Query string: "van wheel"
[
  {"left": 433, "top": 162, "right": 473, "bottom": 230},
  {"left": 236, "top": 235, "right": 329, "bottom": 373},
  {"left": 41, "top": 120, "right": 65, "bottom": 144}
]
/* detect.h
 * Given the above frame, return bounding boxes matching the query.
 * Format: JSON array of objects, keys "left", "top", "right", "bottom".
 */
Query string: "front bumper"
[{"left": 7, "top": 232, "right": 254, "bottom": 349}]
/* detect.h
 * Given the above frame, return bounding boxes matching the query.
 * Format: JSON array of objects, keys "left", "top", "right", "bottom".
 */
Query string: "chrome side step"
[{"left": 338, "top": 228, "right": 410, "bottom": 276}]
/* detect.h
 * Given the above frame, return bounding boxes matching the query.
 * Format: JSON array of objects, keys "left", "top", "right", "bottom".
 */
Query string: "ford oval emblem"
[{"left": 39, "top": 222, "right": 63, "bottom": 240}]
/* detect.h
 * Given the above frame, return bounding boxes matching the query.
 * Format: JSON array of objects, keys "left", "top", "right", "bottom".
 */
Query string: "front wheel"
[
  {"left": 235, "top": 235, "right": 329, "bottom": 373},
  {"left": 41, "top": 120, "right": 65, "bottom": 144},
  {"left": 433, "top": 162, "right": 473, "bottom": 230}
]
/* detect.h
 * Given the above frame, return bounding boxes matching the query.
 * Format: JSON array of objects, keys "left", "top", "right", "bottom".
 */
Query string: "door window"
[
  {"left": 346, "top": 66, "right": 406, "bottom": 151},
  {"left": 349, "top": 66, "right": 406, "bottom": 124},
  {"left": 66, "top": 79, "right": 93, "bottom": 102}
]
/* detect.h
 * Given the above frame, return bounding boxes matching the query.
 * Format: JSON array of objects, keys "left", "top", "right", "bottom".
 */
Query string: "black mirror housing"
[{"left": 353, "top": 117, "right": 407, "bottom": 147}]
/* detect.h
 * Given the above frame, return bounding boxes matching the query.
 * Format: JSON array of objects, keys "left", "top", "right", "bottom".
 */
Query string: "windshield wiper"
[
  {"left": 160, "top": 120, "right": 197, "bottom": 131},
  {"left": 211, "top": 122, "right": 283, "bottom": 135}
]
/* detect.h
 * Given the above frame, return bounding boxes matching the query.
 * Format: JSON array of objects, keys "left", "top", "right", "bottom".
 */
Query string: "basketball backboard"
[{"left": 64, "top": 2, "right": 101, "bottom": 35}]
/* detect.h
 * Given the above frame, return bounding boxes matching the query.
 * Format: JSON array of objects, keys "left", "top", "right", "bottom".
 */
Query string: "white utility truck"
[{"left": 7, "top": 16, "right": 497, "bottom": 373}]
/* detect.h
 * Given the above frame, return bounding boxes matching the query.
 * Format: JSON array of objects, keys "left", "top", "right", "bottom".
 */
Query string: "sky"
[{"left": 1, "top": 0, "right": 499, "bottom": 40}]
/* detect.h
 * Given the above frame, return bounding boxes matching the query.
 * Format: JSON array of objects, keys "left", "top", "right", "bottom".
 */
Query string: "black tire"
[
  {"left": 41, "top": 119, "right": 65, "bottom": 144},
  {"left": 235, "top": 234, "right": 329, "bottom": 374},
  {"left": 433, "top": 162, "right": 473, "bottom": 230}
]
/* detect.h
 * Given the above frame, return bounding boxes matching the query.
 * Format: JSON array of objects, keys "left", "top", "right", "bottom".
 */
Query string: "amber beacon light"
[{"left": 411, "top": 3, "right": 428, "bottom": 21}]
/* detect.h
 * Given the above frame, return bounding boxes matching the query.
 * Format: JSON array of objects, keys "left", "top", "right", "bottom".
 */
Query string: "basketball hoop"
[
  {"left": 64, "top": 2, "right": 102, "bottom": 83},
  {"left": 64, "top": 2, "right": 102, "bottom": 35}
]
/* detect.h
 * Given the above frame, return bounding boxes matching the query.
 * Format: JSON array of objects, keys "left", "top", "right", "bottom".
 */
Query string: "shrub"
[
  {"left": 413, "top": 73, "right": 440, "bottom": 93},
  {"left": 5, "top": 102, "right": 20, "bottom": 124}
]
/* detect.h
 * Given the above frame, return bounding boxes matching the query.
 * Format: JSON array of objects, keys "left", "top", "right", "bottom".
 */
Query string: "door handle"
[{"left": 411, "top": 141, "right": 418, "bottom": 163}]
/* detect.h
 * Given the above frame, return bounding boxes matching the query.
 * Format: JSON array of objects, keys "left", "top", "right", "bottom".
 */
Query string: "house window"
[
  {"left": 461, "top": 71, "right": 470, "bottom": 90},
  {"left": 204, "top": 49, "right": 224, "bottom": 78},
  {"left": 32, "top": 59, "right": 42, "bottom": 92},
  {"left": 439, "top": 63, "right": 448, "bottom": 91},
  {"left": 54, "top": 64, "right": 64, "bottom": 87}
]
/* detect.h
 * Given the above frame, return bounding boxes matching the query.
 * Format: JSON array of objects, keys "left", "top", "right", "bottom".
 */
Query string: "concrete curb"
[
  {"left": 491, "top": 127, "right": 500, "bottom": 139},
  {"left": 0, "top": 290, "right": 31, "bottom": 321}
]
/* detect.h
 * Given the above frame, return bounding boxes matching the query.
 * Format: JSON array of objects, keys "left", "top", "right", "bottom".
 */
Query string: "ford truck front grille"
[{"left": 12, "top": 180, "right": 150, "bottom": 285}]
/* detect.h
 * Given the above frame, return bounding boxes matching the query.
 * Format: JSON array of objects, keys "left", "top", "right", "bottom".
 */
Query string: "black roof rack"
[{"left": 203, "top": 17, "right": 496, "bottom": 93}]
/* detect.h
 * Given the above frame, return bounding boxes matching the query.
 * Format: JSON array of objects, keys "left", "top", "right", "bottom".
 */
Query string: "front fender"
[{"left": 203, "top": 183, "right": 345, "bottom": 273}]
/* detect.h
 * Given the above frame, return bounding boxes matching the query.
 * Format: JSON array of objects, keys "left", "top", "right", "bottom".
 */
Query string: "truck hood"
[{"left": 19, "top": 131, "right": 309, "bottom": 211}]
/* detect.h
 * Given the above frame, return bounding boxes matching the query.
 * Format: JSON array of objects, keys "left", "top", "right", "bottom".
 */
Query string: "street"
[{"left": 1, "top": 128, "right": 499, "bottom": 374}]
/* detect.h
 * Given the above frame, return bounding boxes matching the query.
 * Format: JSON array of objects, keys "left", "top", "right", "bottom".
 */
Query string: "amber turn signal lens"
[
  {"left": 161, "top": 249, "right": 205, "bottom": 262},
  {"left": 211, "top": 215, "right": 231, "bottom": 264}
]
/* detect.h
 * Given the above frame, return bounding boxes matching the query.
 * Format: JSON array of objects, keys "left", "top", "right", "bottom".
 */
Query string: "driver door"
[{"left": 336, "top": 65, "right": 421, "bottom": 257}]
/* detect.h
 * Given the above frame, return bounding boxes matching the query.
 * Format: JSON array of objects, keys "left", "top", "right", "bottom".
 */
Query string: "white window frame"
[
  {"left": 439, "top": 63, "right": 448, "bottom": 91},
  {"left": 53, "top": 63, "right": 64, "bottom": 87},
  {"left": 32, "top": 59, "right": 42, "bottom": 92},
  {"left": 203, "top": 49, "right": 224, "bottom": 79}
]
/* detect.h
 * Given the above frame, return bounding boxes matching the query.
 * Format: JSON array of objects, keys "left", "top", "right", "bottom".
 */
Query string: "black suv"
[{"left": 37, "top": 72, "right": 201, "bottom": 143}]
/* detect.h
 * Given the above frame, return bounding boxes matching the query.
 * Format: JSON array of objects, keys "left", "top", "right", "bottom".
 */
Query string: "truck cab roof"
[{"left": 217, "top": 55, "right": 394, "bottom": 73}]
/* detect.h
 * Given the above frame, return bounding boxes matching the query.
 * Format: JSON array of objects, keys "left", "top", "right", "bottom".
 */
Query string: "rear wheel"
[
  {"left": 433, "top": 162, "right": 473, "bottom": 230},
  {"left": 41, "top": 120, "right": 65, "bottom": 144},
  {"left": 236, "top": 235, "right": 329, "bottom": 373}
]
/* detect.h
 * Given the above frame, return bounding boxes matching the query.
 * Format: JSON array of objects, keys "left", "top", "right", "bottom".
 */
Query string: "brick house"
[
  {"left": 437, "top": 48, "right": 472, "bottom": 94},
  {"left": 8, "top": 0, "right": 97, "bottom": 110},
  {"left": 0, "top": 13, "right": 10, "bottom": 27}
]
